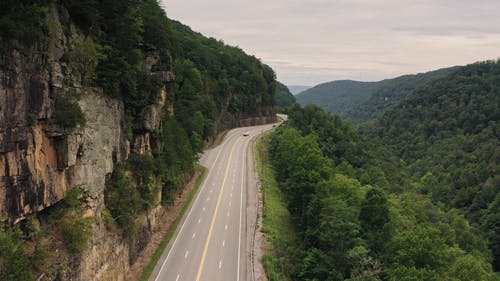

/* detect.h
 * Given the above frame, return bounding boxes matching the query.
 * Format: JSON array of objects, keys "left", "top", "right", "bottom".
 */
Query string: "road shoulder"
[{"left": 246, "top": 133, "right": 268, "bottom": 281}]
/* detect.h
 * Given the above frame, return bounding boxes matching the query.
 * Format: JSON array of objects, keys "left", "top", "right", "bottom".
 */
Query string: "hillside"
[
  {"left": 0, "top": 1, "right": 276, "bottom": 280},
  {"left": 366, "top": 60, "right": 500, "bottom": 270},
  {"left": 296, "top": 80, "right": 381, "bottom": 116},
  {"left": 261, "top": 60, "right": 500, "bottom": 280},
  {"left": 344, "top": 66, "right": 459, "bottom": 123},
  {"left": 296, "top": 67, "right": 457, "bottom": 124},
  {"left": 274, "top": 81, "right": 296, "bottom": 111},
  {"left": 170, "top": 20, "right": 276, "bottom": 132}
]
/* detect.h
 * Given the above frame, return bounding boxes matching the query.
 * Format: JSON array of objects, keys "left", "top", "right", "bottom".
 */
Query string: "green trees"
[
  {"left": 267, "top": 104, "right": 499, "bottom": 280},
  {"left": 359, "top": 188, "right": 390, "bottom": 255},
  {"left": 365, "top": 60, "right": 500, "bottom": 270},
  {"left": 105, "top": 166, "right": 142, "bottom": 238},
  {"left": 0, "top": 0, "right": 47, "bottom": 45},
  {"left": 68, "top": 37, "right": 105, "bottom": 85},
  {"left": 170, "top": 20, "right": 276, "bottom": 118},
  {"left": 0, "top": 227, "right": 33, "bottom": 281},
  {"left": 51, "top": 90, "right": 86, "bottom": 128},
  {"left": 274, "top": 82, "right": 296, "bottom": 112}
]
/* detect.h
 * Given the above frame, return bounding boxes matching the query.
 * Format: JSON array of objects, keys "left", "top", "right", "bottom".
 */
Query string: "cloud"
[{"left": 161, "top": 0, "right": 500, "bottom": 85}]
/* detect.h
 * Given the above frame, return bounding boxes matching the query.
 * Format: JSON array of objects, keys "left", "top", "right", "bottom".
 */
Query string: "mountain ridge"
[{"left": 296, "top": 67, "right": 459, "bottom": 124}]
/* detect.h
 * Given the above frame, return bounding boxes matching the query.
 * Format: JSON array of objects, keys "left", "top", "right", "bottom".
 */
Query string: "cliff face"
[
  {"left": 0, "top": 4, "right": 167, "bottom": 280},
  {"left": 0, "top": 2, "right": 275, "bottom": 280},
  {"left": 0, "top": 4, "right": 130, "bottom": 223}
]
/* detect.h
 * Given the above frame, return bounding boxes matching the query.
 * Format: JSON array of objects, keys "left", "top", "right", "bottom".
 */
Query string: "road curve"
[{"left": 150, "top": 123, "right": 276, "bottom": 281}]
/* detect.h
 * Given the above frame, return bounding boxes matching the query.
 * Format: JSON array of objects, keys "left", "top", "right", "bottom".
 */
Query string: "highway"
[{"left": 150, "top": 123, "right": 276, "bottom": 281}]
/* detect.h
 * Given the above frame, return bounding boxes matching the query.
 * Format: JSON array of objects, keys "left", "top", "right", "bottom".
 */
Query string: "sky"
[{"left": 161, "top": 0, "right": 500, "bottom": 86}]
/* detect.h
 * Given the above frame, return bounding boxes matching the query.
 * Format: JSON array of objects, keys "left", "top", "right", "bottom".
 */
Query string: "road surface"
[{"left": 150, "top": 123, "right": 276, "bottom": 281}]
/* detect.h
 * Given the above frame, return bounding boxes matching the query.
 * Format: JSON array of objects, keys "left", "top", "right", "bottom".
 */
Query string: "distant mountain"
[
  {"left": 296, "top": 67, "right": 458, "bottom": 124},
  {"left": 275, "top": 82, "right": 296, "bottom": 111},
  {"left": 344, "top": 67, "right": 459, "bottom": 124},
  {"left": 287, "top": 85, "right": 312, "bottom": 95},
  {"left": 296, "top": 80, "right": 382, "bottom": 117}
]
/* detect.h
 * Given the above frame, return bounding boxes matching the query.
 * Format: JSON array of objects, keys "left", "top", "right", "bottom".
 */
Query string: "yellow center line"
[{"left": 195, "top": 137, "right": 239, "bottom": 281}]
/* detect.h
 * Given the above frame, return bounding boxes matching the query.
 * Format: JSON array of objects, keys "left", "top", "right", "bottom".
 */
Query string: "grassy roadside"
[
  {"left": 255, "top": 135, "right": 297, "bottom": 281},
  {"left": 139, "top": 163, "right": 207, "bottom": 281}
]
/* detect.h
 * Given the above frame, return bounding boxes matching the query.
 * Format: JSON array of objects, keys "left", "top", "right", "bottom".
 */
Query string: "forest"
[
  {"left": 274, "top": 81, "right": 296, "bottom": 112},
  {"left": 296, "top": 67, "right": 457, "bottom": 125},
  {"left": 264, "top": 60, "right": 499, "bottom": 281}
]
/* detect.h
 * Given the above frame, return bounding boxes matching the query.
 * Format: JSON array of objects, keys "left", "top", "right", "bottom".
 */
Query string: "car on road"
[{"left": 243, "top": 131, "right": 250, "bottom": 136}]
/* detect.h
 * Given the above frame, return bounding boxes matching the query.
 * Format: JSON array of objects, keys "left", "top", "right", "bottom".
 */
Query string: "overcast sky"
[{"left": 161, "top": 0, "right": 500, "bottom": 86}]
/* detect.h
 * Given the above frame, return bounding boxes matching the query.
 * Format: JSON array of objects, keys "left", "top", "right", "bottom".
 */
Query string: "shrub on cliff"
[
  {"left": 52, "top": 90, "right": 86, "bottom": 128},
  {"left": 0, "top": 226, "right": 33, "bottom": 281},
  {"left": 59, "top": 216, "right": 93, "bottom": 254},
  {"left": 104, "top": 166, "right": 142, "bottom": 239},
  {"left": 51, "top": 186, "right": 94, "bottom": 255}
]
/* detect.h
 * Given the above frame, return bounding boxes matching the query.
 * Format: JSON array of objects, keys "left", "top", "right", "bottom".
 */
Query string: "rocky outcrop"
[
  {"left": 218, "top": 105, "right": 277, "bottom": 132},
  {"left": 0, "top": 3, "right": 129, "bottom": 225},
  {"left": 0, "top": 3, "right": 169, "bottom": 280}
]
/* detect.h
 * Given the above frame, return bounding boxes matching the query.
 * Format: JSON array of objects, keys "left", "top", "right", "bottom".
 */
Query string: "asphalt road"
[{"left": 151, "top": 123, "right": 276, "bottom": 281}]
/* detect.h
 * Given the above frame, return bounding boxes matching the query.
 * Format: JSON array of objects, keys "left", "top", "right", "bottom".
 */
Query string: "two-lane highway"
[{"left": 151, "top": 123, "right": 275, "bottom": 281}]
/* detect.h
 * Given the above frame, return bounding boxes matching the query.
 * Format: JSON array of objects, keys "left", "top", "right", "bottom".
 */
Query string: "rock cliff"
[{"left": 0, "top": 3, "right": 168, "bottom": 280}]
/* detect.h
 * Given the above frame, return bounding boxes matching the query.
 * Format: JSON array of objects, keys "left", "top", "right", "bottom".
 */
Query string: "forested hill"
[
  {"left": 274, "top": 81, "right": 296, "bottom": 111},
  {"left": 296, "top": 80, "right": 381, "bottom": 116},
  {"left": 296, "top": 67, "right": 456, "bottom": 124},
  {"left": 268, "top": 104, "right": 499, "bottom": 280},
  {"left": 344, "top": 66, "right": 459, "bottom": 124},
  {"left": 263, "top": 60, "right": 499, "bottom": 280},
  {"left": 170, "top": 20, "right": 276, "bottom": 129},
  {"left": 365, "top": 60, "right": 500, "bottom": 270}
]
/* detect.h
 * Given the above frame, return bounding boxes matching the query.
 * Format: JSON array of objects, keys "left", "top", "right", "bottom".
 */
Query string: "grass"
[
  {"left": 255, "top": 135, "right": 297, "bottom": 281},
  {"left": 138, "top": 163, "right": 207, "bottom": 281}
]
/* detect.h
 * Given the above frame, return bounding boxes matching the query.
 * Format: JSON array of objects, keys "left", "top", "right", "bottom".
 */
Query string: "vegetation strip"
[
  {"left": 255, "top": 135, "right": 297, "bottom": 281},
  {"left": 139, "top": 164, "right": 207, "bottom": 281}
]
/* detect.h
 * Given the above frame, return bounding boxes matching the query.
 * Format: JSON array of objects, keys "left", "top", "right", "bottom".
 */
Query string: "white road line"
[
  {"left": 229, "top": 201, "right": 231, "bottom": 207},
  {"left": 185, "top": 251, "right": 189, "bottom": 259},
  {"left": 153, "top": 133, "right": 230, "bottom": 281},
  {"left": 219, "top": 260, "right": 222, "bottom": 269},
  {"left": 192, "top": 233, "right": 196, "bottom": 239},
  {"left": 223, "top": 240, "right": 225, "bottom": 247},
  {"left": 198, "top": 218, "right": 201, "bottom": 224},
  {"left": 230, "top": 193, "right": 232, "bottom": 197},
  {"left": 206, "top": 197, "right": 210, "bottom": 201},
  {"left": 203, "top": 207, "right": 205, "bottom": 211},
  {"left": 237, "top": 139, "right": 246, "bottom": 281},
  {"left": 225, "top": 224, "right": 228, "bottom": 230},
  {"left": 176, "top": 274, "right": 180, "bottom": 281},
  {"left": 227, "top": 211, "right": 230, "bottom": 217}
]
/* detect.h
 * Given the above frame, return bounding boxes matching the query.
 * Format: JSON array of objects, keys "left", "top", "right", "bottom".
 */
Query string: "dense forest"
[
  {"left": 344, "top": 67, "right": 458, "bottom": 124},
  {"left": 274, "top": 82, "right": 296, "bottom": 112},
  {"left": 296, "top": 67, "right": 456, "bottom": 124},
  {"left": 263, "top": 60, "right": 499, "bottom": 280},
  {"left": 364, "top": 61, "right": 500, "bottom": 272},
  {"left": 296, "top": 80, "right": 380, "bottom": 117}
]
